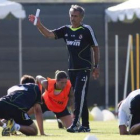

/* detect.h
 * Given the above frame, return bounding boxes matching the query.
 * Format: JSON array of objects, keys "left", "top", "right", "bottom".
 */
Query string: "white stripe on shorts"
[{"left": 78, "top": 76, "right": 88, "bottom": 122}]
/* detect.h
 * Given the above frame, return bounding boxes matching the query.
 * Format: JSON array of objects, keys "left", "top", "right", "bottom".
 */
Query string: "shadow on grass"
[{"left": 90, "top": 129, "right": 118, "bottom": 134}]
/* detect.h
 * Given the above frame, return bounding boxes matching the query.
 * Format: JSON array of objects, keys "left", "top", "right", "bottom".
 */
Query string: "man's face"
[
  {"left": 56, "top": 78, "right": 67, "bottom": 90},
  {"left": 69, "top": 10, "right": 83, "bottom": 27}
]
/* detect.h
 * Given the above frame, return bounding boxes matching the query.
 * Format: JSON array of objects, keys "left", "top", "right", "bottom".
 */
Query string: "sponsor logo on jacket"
[{"left": 66, "top": 40, "right": 81, "bottom": 46}]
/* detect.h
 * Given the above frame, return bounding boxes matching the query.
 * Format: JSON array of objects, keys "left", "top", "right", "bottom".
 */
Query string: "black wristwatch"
[{"left": 93, "top": 64, "right": 99, "bottom": 69}]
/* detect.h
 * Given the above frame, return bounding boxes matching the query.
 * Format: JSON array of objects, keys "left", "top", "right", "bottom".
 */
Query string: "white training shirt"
[{"left": 118, "top": 89, "right": 140, "bottom": 127}]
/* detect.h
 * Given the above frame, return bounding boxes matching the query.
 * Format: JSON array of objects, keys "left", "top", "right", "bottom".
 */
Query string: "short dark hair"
[
  {"left": 55, "top": 70, "right": 68, "bottom": 81},
  {"left": 69, "top": 5, "right": 85, "bottom": 18},
  {"left": 20, "top": 75, "right": 35, "bottom": 84}
]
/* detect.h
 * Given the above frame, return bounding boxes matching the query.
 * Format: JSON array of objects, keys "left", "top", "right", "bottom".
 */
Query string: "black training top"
[
  {"left": 53, "top": 24, "right": 98, "bottom": 70},
  {"left": 1, "top": 83, "right": 42, "bottom": 112}
]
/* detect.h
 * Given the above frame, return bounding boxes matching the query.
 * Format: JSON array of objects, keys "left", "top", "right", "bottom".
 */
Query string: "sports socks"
[
  {"left": 2, "top": 123, "right": 6, "bottom": 129},
  {"left": 14, "top": 123, "right": 20, "bottom": 131}
]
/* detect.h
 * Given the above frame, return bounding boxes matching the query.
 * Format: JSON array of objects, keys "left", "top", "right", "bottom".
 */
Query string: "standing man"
[
  {"left": 29, "top": 4, "right": 100, "bottom": 133},
  {"left": 118, "top": 89, "right": 140, "bottom": 135}
]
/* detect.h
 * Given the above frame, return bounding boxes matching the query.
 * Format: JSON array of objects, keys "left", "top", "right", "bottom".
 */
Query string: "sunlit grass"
[{"left": 0, "top": 120, "right": 140, "bottom": 140}]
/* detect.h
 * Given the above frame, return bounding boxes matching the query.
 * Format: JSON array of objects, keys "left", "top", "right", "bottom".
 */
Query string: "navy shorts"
[
  {"left": 0, "top": 101, "right": 33, "bottom": 126},
  {"left": 130, "top": 94, "right": 140, "bottom": 127},
  {"left": 41, "top": 99, "right": 70, "bottom": 118}
]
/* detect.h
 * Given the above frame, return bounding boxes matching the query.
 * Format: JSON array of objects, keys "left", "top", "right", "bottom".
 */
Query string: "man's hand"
[
  {"left": 119, "top": 125, "right": 128, "bottom": 135},
  {"left": 92, "top": 68, "right": 99, "bottom": 80},
  {"left": 41, "top": 133, "right": 48, "bottom": 136},
  {"left": 28, "top": 14, "right": 41, "bottom": 26},
  {"left": 28, "top": 14, "right": 35, "bottom": 23}
]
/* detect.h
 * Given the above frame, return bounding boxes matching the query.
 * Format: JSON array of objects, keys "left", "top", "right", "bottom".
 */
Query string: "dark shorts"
[
  {"left": 41, "top": 99, "right": 70, "bottom": 118},
  {"left": 0, "top": 101, "right": 33, "bottom": 126},
  {"left": 130, "top": 94, "right": 140, "bottom": 127}
]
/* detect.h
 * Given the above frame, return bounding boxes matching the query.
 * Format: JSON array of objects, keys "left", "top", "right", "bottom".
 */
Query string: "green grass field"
[{"left": 0, "top": 120, "right": 140, "bottom": 140}]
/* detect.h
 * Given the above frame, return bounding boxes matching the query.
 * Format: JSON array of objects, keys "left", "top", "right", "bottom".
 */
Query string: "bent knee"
[
  {"left": 31, "top": 127, "right": 38, "bottom": 135},
  {"left": 26, "top": 128, "right": 38, "bottom": 136},
  {"left": 27, "top": 123, "right": 38, "bottom": 136}
]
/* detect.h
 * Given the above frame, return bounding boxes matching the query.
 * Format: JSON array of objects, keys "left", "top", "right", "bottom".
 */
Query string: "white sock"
[
  {"left": 14, "top": 123, "right": 20, "bottom": 131},
  {"left": 2, "top": 123, "right": 6, "bottom": 129}
]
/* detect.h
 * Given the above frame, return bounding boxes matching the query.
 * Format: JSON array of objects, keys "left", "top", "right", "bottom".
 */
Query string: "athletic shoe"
[
  {"left": 67, "top": 124, "right": 79, "bottom": 133},
  {"left": 1, "top": 127, "right": 10, "bottom": 136},
  {"left": 78, "top": 126, "right": 90, "bottom": 132},
  {"left": 11, "top": 131, "right": 17, "bottom": 135},
  {"left": 2, "top": 119, "right": 16, "bottom": 136}
]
